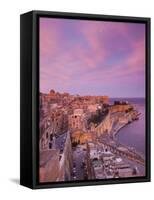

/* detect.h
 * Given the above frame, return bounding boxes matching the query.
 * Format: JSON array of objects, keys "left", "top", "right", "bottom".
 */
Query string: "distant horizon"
[
  {"left": 40, "top": 89, "right": 145, "bottom": 99},
  {"left": 40, "top": 18, "right": 145, "bottom": 98}
]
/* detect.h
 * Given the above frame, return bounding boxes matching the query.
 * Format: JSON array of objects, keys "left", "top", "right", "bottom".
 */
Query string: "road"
[
  {"left": 55, "top": 132, "right": 67, "bottom": 152},
  {"left": 72, "top": 147, "right": 86, "bottom": 180},
  {"left": 98, "top": 135, "right": 145, "bottom": 165}
]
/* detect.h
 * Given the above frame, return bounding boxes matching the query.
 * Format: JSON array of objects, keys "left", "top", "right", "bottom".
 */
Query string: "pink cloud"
[{"left": 39, "top": 18, "right": 145, "bottom": 97}]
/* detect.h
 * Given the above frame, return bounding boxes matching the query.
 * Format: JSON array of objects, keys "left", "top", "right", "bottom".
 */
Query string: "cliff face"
[
  {"left": 91, "top": 113, "right": 112, "bottom": 136},
  {"left": 92, "top": 105, "right": 139, "bottom": 137}
]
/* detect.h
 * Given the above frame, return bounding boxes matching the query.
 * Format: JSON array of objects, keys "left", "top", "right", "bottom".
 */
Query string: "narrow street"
[{"left": 72, "top": 147, "right": 86, "bottom": 180}]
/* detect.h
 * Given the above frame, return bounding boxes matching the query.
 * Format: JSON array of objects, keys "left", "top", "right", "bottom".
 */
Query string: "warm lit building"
[
  {"left": 102, "top": 96, "right": 109, "bottom": 104},
  {"left": 71, "top": 130, "right": 94, "bottom": 145},
  {"left": 68, "top": 109, "right": 86, "bottom": 131},
  {"left": 109, "top": 104, "right": 133, "bottom": 113}
]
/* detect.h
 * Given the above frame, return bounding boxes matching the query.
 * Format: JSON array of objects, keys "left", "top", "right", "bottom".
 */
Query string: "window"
[
  {"left": 50, "top": 134, "right": 53, "bottom": 141},
  {"left": 49, "top": 142, "right": 52, "bottom": 149}
]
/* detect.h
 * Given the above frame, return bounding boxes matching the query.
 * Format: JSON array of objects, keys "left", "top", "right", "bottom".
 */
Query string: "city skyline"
[
  {"left": 40, "top": 88, "right": 145, "bottom": 99},
  {"left": 40, "top": 18, "right": 145, "bottom": 98}
]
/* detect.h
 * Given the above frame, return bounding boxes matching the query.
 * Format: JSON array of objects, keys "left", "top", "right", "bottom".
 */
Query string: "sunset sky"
[{"left": 40, "top": 17, "right": 145, "bottom": 98}]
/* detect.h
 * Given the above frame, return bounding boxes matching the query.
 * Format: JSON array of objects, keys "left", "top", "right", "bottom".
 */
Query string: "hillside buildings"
[{"left": 39, "top": 89, "right": 144, "bottom": 182}]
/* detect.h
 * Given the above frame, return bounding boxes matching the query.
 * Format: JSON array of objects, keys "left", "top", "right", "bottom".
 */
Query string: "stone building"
[
  {"left": 109, "top": 104, "right": 133, "bottom": 113},
  {"left": 87, "top": 104, "right": 100, "bottom": 113},
  {"left": 40, "top": 132, "right": 73, "bottom": 182},
  {"left": 68, "top": 109, "right": 86, "bottom": 131},
  {"left": 102, "top": 96, "right": 109, "bottom": 104},
  {"left": 71, "top": 130, "right": 94, "bottom": 145},
  {"left": 40, "top": 109, "right": 68, "bottom": 151}
]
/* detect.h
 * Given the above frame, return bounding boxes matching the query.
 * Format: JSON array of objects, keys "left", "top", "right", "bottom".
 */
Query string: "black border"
[{"left": 31, "top": 11, "right": 151, "bottom": 189}]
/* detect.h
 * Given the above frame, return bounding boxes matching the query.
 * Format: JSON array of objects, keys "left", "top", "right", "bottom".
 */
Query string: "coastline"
[
  {"left": 111, "top": 122, "right": 130, "bottom": 140},
  {"left": 111, "top": 112, "right": 141, "bottom": 141}
]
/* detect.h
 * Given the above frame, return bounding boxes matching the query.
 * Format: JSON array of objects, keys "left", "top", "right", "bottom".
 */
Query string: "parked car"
[{"left": 73, "top": 167, "right": 76, "bottom": 173}]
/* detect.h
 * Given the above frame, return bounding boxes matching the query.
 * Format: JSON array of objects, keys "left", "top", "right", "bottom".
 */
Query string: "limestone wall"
[{"left": 93, "top": 106, "right": 137, "bottom": 137}]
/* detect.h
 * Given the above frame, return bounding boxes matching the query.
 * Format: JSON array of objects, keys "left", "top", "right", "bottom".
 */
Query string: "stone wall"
[
  {"left": 39, "top": 149, "right": 60, "bottom": 182},
  {"left": 92, "top": 105, "right": 137, "bottom": 137}
]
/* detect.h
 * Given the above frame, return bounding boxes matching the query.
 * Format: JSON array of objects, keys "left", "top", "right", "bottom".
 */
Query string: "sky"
[{"left": 40, "top": 17, "right": 145, "bottom": 98}]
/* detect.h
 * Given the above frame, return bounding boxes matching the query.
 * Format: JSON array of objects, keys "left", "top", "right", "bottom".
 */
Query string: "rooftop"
[{"left": 40, "top": 149, "right": 59, "bottom": 167}]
